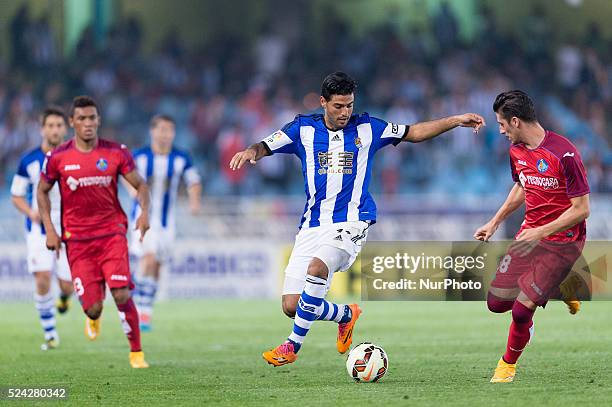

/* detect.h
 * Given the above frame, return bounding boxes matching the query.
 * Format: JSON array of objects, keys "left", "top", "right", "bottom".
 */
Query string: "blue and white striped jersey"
[
  {"left": 262, "top": 113, "right": 407, "bottom": 228},
  {"left": 10, "top": 147, "right": 62, "bottom": 236},
  {"left": 131, "top": 146, "right": 201, "bottom": 234}
]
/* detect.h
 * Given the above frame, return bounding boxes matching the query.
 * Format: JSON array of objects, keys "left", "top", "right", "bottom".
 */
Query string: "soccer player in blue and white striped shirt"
[
  {"left": 130, "top": 114, "right": 202, "bottom": 331},
  {"left": 10, "top": 107, "right": 74, "bottom": 350},
  {"left": 231, "top": 72, "right": 485, "bottom": 366}
]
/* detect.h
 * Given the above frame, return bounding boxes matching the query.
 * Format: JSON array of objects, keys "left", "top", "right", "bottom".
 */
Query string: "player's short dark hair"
[
  {"left": 321, "top": 71, "right": 357, "bottom": 101},
  {"left": 41, "top": 106, "right": 67, "bottom": 126},
  {"left": 493, "top": 90, "right": 537, "bottom": 123},
  {"left": 150, "top": 114, "right": 176, "bottom": 128},
  {"left": 70, "top": 95, "right": 99, "bottom": 117}
]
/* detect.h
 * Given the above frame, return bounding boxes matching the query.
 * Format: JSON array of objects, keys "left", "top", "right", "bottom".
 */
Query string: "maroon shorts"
[
  {"left": 490, "top": 240, "right": 584, "bottom": 306},
  {"left": 66, "top": 234, "right": 133, "bottom": 310}
]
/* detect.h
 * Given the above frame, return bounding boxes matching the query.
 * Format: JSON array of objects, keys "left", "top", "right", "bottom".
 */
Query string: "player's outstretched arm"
[
  {"left": 229, "top": 142, "right": 270, "bottom": 170},
  {"left": 474, "top": 183, "right": 525, "bottom": 242},
  {"left": 36, "top": 179, "right": 61, "bottom": 257},
  {"left": 404, "top": 114, "right": 485, "bottom": 143},
  {"left": 123, "top": 170, "right": 151, "bottom": 241}
]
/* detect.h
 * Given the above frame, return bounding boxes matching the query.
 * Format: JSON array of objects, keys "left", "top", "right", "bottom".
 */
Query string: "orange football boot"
[
  {"left": 262, "top": 342, "right": 298, "bottom": 367},
  {"left": 337, "top": 304, "right": 361, "bottom": 354}
]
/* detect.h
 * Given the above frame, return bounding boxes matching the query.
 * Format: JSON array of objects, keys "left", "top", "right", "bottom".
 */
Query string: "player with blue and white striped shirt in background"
[
  {"left": 10, "top": 107, "right": 74, "bottom": 351},
  {"left": 230, "top": 72, "right": 485, "bottom": 366},
  {"left": 129, "top": 114, "right": 202, "bottom": 331}
]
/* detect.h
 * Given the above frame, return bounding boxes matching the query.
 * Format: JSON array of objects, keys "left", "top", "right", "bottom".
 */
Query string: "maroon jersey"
[
  {"left": 509, "top": 130, "right": 589, "bottom": 242},
  {"left": 41, "top": 138, "right": 136, "bottom": 241}
]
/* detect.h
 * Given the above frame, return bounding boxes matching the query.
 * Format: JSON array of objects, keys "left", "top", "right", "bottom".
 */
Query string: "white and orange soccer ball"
[{"left": 346, "top": 342, "right": 388, "bottom": 382}]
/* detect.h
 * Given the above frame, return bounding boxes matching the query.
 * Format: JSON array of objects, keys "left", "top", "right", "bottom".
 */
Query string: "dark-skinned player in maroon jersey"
[
  {"left": 474, "top": 90, "right": 590, "bottom": 383},
  {"left": 37, "top": 96, "right": 151, "bottom": 368}
]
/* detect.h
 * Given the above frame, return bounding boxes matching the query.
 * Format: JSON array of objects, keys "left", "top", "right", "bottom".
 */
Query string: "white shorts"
[
  {"left": 26, "top": 234, "right": 71, "bottom": 281},
  {"left": 130, "top": 227, "right": 174, "bottom": 263},
  {"left": 282, "top": 221, "right": 370, "bottom": 295}
]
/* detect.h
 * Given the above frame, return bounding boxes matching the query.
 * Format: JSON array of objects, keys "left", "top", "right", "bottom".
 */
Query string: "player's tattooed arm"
[
  {"left": 404, "top": 114, "right": 486, "bottom": 143},
  {"left": 36, "top": 178, "right": 61, "bottom": 257},
  {"left": 474, "top": 183, "right": 525, "bottom": 242},
  {"left": 123, "top": 170, "right": 151, "bottom": 241},
  {"left": 229, "top": 142, "right": 270, "bottom": 170}
]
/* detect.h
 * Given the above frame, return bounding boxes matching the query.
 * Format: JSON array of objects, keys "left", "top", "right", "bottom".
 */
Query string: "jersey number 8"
[
  {"left": 498, "top": 255, "right": 512, "bottom": 274},
  {"left": 73, "top": 277, "right": 85, "bottom": 296}
]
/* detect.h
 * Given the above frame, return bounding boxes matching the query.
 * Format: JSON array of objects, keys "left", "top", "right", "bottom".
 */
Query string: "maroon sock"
[
  {"left": 116, "top": 298, "right": 142, "bottom": 352},
  {"left": 503, "top": 301, "right": 535, "bottom": 364}
]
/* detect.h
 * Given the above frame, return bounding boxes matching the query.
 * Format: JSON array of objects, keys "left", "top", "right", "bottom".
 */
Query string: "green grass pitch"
[{"left": 1, "top": 300, "right": 610, "bottom": 406}]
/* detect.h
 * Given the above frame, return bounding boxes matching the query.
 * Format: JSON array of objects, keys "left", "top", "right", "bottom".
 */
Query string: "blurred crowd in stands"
[{"left": 0, "top": 3, "right": 610, "bottom": 196}]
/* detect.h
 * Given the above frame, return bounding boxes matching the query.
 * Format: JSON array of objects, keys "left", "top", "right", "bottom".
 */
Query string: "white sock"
[
  {"left": 287, "top": 275, "right": 327, "bottom": 350},
  {"left": 35, "top": 292, "right": 57, "bottom": 341}
]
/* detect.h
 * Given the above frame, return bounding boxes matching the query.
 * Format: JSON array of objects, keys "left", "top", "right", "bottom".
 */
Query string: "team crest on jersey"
[
  {"left": 355, "top": 137, "right": 362, "bottom": 148},
  {"left": 96, "top": 158, "right": 108, "bottom": 171},
  {"left": 536, "top": 158, "right": 549, "bottom": 173}
]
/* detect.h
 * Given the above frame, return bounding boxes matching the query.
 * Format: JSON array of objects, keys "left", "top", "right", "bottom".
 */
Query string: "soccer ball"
[{"left": 346, "top": 342, "right": 388, "bottom": 382}]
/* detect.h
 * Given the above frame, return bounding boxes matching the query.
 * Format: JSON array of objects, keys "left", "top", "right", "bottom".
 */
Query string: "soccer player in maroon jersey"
[
  {"left": 37, "top": 96, "right": 151, "bottom": 368},
  {"left": 474, "top": 90, "right": 590, "bottom": 383}
]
